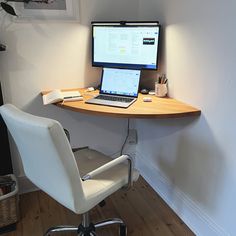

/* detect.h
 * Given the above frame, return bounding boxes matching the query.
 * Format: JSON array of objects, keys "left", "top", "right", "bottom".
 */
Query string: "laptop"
[{"left": 86, "top": 68, "right": 141, "bottom": 108}]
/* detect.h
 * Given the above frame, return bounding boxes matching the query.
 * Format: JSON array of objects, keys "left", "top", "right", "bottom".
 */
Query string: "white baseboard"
[
  {"left": 17, "top": 175, "right": 38, "bottom": 194},
  {"left": 136, "top": 152, "right": 229, "bottom": 236}
]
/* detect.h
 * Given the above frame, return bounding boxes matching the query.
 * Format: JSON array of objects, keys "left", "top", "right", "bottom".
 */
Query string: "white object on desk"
[
  {"left": 42, "top": 89, "right": 81, "bottom": 105},
  {"left": 143, "top": 97, "right": 152, "bottom": 102},
  {"left": 87, "top": 87, "right": 95, "bottom": 92},
  {"left": 148, "top": 90, "right": 155, "bottom": 95},
  {"left": 63, "top": 97, "right": 83, "bottom": 102},
  {"left": 155, "top": 83, "right": 168, "bottom": 97}
]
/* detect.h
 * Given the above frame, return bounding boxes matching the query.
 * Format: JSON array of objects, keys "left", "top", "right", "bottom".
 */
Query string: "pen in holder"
[{"left": 155, "top": 74, "right": 168, "bottom": 97}]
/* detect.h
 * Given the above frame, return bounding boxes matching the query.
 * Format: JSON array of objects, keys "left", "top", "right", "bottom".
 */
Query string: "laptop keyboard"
[{"left": 97, "top": 95, "right": 134, "bottom": 103}]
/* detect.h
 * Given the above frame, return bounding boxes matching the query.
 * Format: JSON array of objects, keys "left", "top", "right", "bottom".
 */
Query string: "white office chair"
[{"left": 0, "top": 104, "right": 139, "bottom": 236}]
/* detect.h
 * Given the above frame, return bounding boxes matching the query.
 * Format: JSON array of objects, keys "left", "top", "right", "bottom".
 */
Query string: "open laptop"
[{"left": 86, "top": 68, "right": 141, "bottom": 108}]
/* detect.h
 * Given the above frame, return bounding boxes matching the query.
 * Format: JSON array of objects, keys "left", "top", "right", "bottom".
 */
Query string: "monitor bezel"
[{"left": 91, "top": 21, "right": 161, "bottom": 70}]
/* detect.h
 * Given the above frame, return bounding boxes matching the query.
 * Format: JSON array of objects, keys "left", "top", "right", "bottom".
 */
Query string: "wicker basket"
[{"left": 0, "top": 175, "right": 19, "bottom": 228}]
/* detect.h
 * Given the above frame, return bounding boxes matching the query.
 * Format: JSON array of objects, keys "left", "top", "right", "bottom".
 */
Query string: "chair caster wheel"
[{"left": 119, "top": 223, "right": 127, "bottom": 236}]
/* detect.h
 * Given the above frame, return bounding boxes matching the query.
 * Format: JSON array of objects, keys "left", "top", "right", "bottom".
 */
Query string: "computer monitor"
[{"left": 92, "top": 21, "right": 160, "bottom": 70}]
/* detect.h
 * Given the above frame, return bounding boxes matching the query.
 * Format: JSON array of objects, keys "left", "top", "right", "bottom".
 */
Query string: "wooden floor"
[{"left": 2, "top": 177, "right": 194, "bottom": 236}]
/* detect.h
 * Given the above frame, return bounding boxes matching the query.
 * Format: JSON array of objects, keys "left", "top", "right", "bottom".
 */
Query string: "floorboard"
[{"left": 1, "top": 177, "right": 195, "bottom": 236}]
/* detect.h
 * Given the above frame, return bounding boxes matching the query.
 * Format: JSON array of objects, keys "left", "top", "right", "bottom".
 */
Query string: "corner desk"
[{"left": 42, "top": 88, "right": 201, "bottom": 118}]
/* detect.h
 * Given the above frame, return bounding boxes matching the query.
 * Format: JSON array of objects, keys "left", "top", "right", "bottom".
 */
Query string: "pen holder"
[{"left": 155, "top": 82, "right": 168, "bottom": 97}]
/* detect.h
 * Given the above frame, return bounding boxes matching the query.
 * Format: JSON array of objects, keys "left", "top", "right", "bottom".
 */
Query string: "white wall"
[
  {"left": 1, "top": 0, "right": 236, "bottom": 235},
  {"left": 137, "top": 0, "right": 236, "bottom": 235},
  {"left": 0, "top": 0, "right": 139, "bottom": 187}
]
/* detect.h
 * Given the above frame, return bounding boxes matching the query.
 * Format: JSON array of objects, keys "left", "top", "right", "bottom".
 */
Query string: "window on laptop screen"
[{"left": 100, "top": 68, "right": 141, "bottom": 97}]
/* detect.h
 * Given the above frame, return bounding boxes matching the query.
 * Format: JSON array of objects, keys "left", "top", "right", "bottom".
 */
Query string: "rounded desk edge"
[
  {"left": 57, "top": 102, "right": 201, "bottom": 119},
  {"left": 41, "top": 88, "right": 201, "bottom": 119},
  {"left": 46, "top": 88, "right": 201, "bottom": 119}
]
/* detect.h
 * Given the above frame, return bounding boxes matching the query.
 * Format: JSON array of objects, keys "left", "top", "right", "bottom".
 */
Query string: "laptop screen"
[{"left": 100, "top": 68, "right": 141, "bottom": 97}]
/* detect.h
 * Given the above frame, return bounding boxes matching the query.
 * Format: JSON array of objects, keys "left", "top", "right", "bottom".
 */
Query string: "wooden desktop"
[{"left": 42, "top": 88, "right": 201, "bottom": 119}]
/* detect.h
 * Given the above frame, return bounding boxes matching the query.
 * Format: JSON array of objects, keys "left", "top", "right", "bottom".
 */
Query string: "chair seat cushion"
[{"left": 74, "top": 148, "right": 139, "bottom": 213}]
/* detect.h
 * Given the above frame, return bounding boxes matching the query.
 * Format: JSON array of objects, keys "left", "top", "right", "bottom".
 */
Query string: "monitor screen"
[{"left": 92, "top": 21, "right": 160, "bottom": 70}]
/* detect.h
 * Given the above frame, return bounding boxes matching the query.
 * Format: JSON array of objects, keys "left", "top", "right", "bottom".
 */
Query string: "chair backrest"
[{"left": 0, "top": 104, "right": 84, "bottom": 213}]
